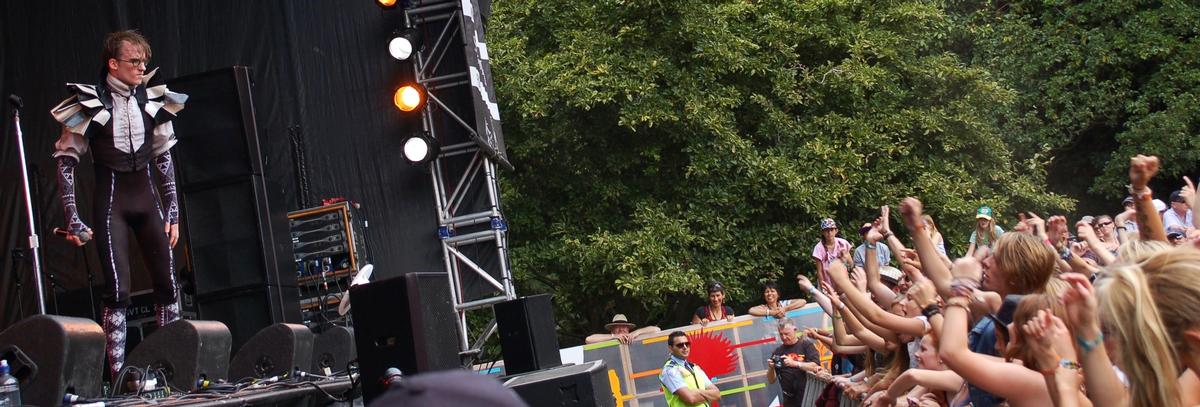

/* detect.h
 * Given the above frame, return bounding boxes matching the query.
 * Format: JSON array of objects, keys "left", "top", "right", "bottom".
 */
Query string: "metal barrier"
[{"left": 801, "top": 372, "right": 862, "bottom": 407}]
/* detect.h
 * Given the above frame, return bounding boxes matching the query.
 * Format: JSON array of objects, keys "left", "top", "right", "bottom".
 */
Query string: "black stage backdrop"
[{"left": 0, "top": 1, "right": 444, "bottom": 329}]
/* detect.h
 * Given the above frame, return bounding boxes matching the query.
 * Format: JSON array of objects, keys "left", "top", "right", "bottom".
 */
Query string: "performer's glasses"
[{"left": 117, "top": 58, "right": 148, "bottom": 67}]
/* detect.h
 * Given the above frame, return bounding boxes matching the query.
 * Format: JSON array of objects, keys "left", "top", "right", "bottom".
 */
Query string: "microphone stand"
[{"left": 10, "top": 94, "right": 48, "bottom": 315}]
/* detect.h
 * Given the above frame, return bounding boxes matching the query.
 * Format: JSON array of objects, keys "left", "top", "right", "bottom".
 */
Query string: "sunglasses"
[{"left": 672, "top": 341, "right": 691, "bottom": 349}]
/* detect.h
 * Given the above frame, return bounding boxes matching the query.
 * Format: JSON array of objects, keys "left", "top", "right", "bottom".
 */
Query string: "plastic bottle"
[{"left": 0, "top": 359, "right": 21, "bottom": 407}]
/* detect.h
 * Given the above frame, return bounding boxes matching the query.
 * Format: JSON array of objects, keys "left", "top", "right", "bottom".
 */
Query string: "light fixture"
[
  {"left": 388, "top": 29, "right": 419, "bottom": 61},
  {"left": 402, "top": 133, "right": 439, "bottom": 165},
  {"left": 376, "top": 0, "right": 398, "bottom": 8},
  {"left": 393, "top": 83, "right": 426, "bottom": 112}
]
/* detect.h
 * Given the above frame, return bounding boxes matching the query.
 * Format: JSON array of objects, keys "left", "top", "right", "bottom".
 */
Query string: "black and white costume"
[{"left": 51, "top": 69, "right": 187, "bottom": 380}]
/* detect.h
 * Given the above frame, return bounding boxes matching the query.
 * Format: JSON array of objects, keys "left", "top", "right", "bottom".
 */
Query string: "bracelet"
[
  {"left": 882, "top": 231, "right": 893, "bottom": 239},
  {"left": 865, "top": 242, "right": 878, "bottom": 250},
  {"left": 921, "top": 304, "right": 941, "bottom": 319},
  {"left": 1039, "top": 359, "right": 1082, "bottom": 376},
  {"left": 1076, "top": 332, "right": 1104, "bottom": 353}
]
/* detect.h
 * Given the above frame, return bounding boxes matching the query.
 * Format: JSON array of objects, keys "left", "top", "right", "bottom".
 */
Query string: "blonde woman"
[{"left": 966, "top": 206, "right": 1004, "bottom": 257}]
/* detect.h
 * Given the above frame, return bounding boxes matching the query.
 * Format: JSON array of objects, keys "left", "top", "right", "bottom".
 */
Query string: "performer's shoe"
[
  {"left": 101, "top": 306, "right": 127, "bottom": 381},
  {"left": 155, "top": 301, "right": 181, "bottom": 327}
]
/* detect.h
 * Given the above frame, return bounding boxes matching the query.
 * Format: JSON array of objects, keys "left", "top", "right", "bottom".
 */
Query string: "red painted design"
[{"left": 690, "top": 331, "right": 739, "bottom": 379}]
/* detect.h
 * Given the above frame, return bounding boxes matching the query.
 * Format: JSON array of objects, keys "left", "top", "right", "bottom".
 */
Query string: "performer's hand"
[
  {"left": 66, "top": 228, "right": 91, "bottom": 247},
  {"left": 165, "top": 222, "right": 179, "bottom": 248}
]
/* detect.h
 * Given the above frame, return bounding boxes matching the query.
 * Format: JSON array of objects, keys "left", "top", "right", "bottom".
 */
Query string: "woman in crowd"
[
  {"left": 748, "top": 281, "right": 805, "bottom": 318},
  {"left": 813, "top": 218, "right": 853, "bottom": 286},
  {"left": 692, "top": 281, "right": 735, "bottom": 326},
  {"left": 966, "top": 205, "right": 1004, "bottom": 257}
]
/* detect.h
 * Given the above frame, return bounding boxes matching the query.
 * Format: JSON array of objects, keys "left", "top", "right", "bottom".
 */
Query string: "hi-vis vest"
[{"left": 661, "top": 358, "right": 713, "bottom": 407}]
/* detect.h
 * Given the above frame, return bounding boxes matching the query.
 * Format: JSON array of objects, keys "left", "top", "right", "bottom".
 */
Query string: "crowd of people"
[{"left": 601, "top": 155, "right": 1200, "bottom": 407}]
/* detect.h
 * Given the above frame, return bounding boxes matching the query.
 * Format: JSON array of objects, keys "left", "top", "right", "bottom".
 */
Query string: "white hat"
[{"left": 1153, "top": 199, "right": 1167, "bottom": 213}]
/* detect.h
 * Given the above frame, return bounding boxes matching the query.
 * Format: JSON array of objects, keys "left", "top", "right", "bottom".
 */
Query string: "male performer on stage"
[{"left": 50, "top": 29, "right": 187, "bottom": 380}]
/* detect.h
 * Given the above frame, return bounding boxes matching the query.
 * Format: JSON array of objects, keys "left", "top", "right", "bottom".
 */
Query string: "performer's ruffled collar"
[{"left": 105, "top": 73, "right": 141, "bottom": 97}]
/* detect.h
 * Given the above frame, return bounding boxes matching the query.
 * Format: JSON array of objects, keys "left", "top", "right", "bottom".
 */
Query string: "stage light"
[
  {"left": 388, "top": 30, "right": 418, "bottom": 61},
  {"left": 377, "top": 0, "right": 398, "bottom": 7},
  {"left": 393, "top": 84, "right": 425, "bottom": 112},
  {"left": 402, "top": 133, "right": 440, "bottom": 165}
]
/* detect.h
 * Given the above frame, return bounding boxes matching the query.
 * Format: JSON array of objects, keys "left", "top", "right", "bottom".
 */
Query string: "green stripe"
[
  {"left": 583, "top": 340, "right": 620, "bottom": 351},
  {"left": 719, "top": 383, "right": 766, "bottom": 396}
]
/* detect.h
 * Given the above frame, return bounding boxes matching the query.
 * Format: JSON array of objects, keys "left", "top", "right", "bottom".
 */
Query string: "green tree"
[
  {"left": 489, "top": 0, "right": 1070, "bottom": 345},
  {"left": 957, "top": 0, "right": 1200, "bottom": 209}
]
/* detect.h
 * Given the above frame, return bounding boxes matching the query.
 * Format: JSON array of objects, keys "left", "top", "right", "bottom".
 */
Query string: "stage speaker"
[
  {"left": 169, "top": 67, "right": 298, "bottom": 353},
  {"left": 229, "top": 323, "right": 313, "bottom": 380},
  {"left": 503, "top": 360, "right": 613, "bottom": 407},
  {"left": 194, "top": 285, "right": 298, "bottom": 352},
  {"left": 351, "top": 272, "right": 459, "bottom": 403},
  {"left": 494, "top": 294, "right": 560, "bottom": 375},
  {"left": 167, "top": 66, "right": 264, "bottom": 184},
  {"left": 0, "top": 315, "right": 104, "bottom": 407},
  {"left": 311, "top": 326, "right": 355, "bottom": 374},
  {"left": 126, "top": 320, "right": 231, "bottom": 390}
]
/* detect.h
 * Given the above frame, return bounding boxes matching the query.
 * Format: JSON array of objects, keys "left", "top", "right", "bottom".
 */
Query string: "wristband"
[
  {"left": 921, "top": 304, "right": 941, "bottom": 319},
  {"left": 1040, "top": 359, "right": 1081, "bottom": 376},
  {"left": 1076, "top": 332, "right": 1104, "bottom": 353},
  {"left": 881, "top": 231, "right": 893, "bottom": 240}
]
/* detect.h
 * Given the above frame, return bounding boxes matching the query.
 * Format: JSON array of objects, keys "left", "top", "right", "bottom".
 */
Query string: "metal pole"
[{"left": 10, "top": 96, "right": 47, "bottom": 315}]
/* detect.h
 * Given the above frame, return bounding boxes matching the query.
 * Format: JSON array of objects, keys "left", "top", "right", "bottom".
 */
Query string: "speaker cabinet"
[
  {"left": 350, "top": 272, "right": 459, "bottom": 403},
  {"left": 503, "top": 360, "right": 613, "bottom": 407},
  {"left": 229, "top": 323, "right": 313, "bottom": 380},
  {"left": 126, "top": 320, "right": 232, "bottom": 391},
  {"left": 494, "top": 294, "right": 560, "bottom": 375},
  {"left": 168, "top": 67, "right": 298, "bottom": 353},
  {"left": 311, "top": 326, "right": 355, "bottom": 374},
  {"left": 0, "top": 315, "right": 105, "bottom": 407}
]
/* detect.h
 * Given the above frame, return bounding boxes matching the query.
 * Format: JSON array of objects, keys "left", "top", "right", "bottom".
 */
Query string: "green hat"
[{"left": 976, "top": 205, "right": 994, "bottom": 220}]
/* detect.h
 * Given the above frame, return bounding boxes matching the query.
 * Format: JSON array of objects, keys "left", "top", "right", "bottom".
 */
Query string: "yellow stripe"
[{"left": 641, "top": 320, "right": 755, "bottom": 345}]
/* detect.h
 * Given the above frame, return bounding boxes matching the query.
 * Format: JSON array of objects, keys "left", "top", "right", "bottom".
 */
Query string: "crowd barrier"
[
  {"left": 799, "top": 372, "right": 862, "bottom": 407},
  {"left": 552, "top": 303, "right": 835, "bottom": 406}
]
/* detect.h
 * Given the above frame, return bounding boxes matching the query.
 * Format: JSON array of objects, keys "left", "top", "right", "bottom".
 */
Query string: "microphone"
[
  {"left": 7, "top": 94, "right": 22, "bottom": 110},
  {"left": 381, "top": 367, "right": 403, "bottom": 389},
  {"left": 54, "top": 227, "right": 93, "bottom": 243}
]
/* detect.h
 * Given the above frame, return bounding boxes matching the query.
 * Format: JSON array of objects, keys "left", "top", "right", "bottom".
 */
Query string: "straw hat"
[{"left": 605, "top": 314, "right": 637, "bottom": 331}]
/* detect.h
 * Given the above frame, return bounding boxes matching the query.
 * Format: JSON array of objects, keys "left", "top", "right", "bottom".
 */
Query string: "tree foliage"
[
  {"left": 489, "top": 0, "right": 1074, "bottom": 344},
  {"left": 958, "top": 0, "right": 1200, "bottom": 200}
]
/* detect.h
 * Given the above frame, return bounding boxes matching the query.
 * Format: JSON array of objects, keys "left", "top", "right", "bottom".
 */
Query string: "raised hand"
[
  {"left": 797, "top": 274, "right": 815, "bottom": 292},
  {"left": 1022, "top": 310, "right": 1077, "bottom": 371},
  {"left": 880, "top": 206, "right": 893, "bottom": 235},
  {"left": 899, "top": 198, "right": 924, "bottom": 230},
  {"left": 908, "top": 277, "right": 938, "bottom": 309},
  {"left": 828, "top": 260, "right": 851, "bottom": 285},
  {"left": 1183, "top": 176, "right": 1197, "bottom": 210},
  {"left": 866, "top": 228, "right": 885, "bottom": 244},
  {"left": 1047, "top": 215, "right": 1069, "bottom": 244},
  {"left": 1129, "top": 155, "right": 1160, "bottom": 191},
  {"left": 1076, "top": 220, "right": 1096, "bottom": 242},
  {"left": 850, "top": 267, "right": 868, "bottom": 292},
  {"left": 1013, "top": 213, "right": 1030, "bottom": 233},
  {"left": 1059, "top": 273, "right": 1099, "bottom": 333}
]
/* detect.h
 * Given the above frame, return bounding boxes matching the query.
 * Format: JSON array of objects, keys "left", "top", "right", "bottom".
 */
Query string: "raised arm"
[
  {"left": 884, "top": 369, "right": 964, "bottom": 401},
  {"left": 1075, "top": 221, "right": 1116, "bottom": 266},
  {"left": 1060, "top": 273, "right": 1127, "bottom": 407},
  {"left": 1129, "top": 155, "right": 1167, "bottom": 242},
  {"left": 899, "top": 198, "right": 953, "bottom": 298},
  {"left": 864, "top": 226, "right": 898, "bottom": 306},
  {"left": 834, "top": 257, "right": 926, "bottom": 337},
  {"left": 799, "top": 275, "right": 834, "bottom": 316}
]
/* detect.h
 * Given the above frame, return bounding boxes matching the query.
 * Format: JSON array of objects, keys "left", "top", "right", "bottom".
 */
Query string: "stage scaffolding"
[{"left": 404, "top": 0, "right": 514, "bottom": 362}]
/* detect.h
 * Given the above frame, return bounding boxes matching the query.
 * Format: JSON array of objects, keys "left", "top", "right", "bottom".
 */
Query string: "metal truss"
[{"left": 405, "top": 0, "right": 515, "bottom": 361}]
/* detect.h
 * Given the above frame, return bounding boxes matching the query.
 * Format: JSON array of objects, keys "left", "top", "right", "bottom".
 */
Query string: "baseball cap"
[{"left": 975, "top": 206, "right": 994, "bottom": 220}]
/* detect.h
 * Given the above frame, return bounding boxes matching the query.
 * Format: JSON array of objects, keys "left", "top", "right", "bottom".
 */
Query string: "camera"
[{"left": 768, "top": 355, "right": 787, "bottom": 369}]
